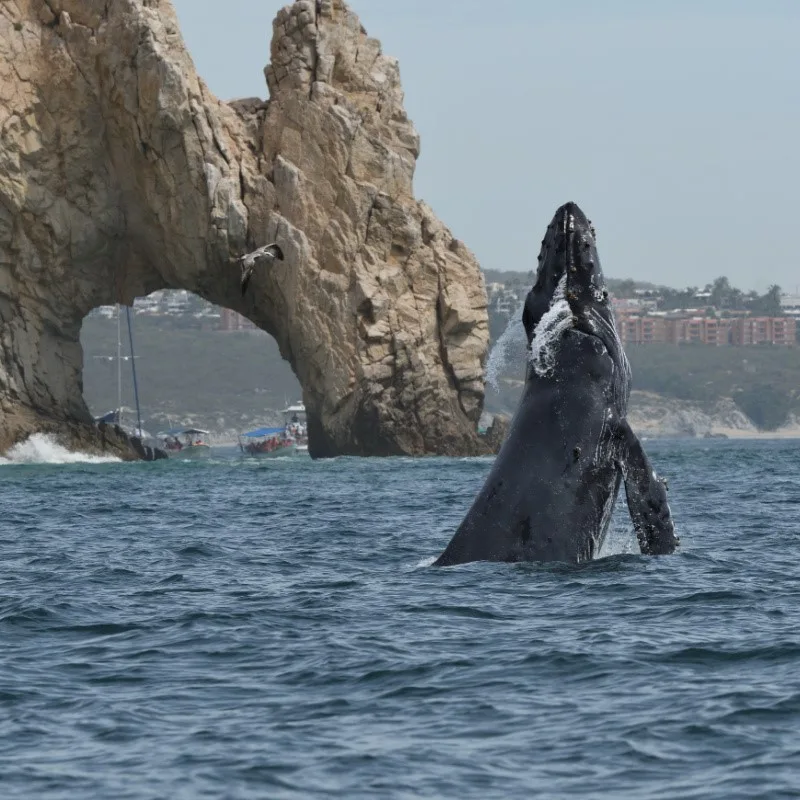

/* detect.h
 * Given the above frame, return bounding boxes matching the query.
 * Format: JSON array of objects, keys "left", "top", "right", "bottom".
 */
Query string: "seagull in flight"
[{"left": 237, "top": 242, "right": 284, "bottom": 295}]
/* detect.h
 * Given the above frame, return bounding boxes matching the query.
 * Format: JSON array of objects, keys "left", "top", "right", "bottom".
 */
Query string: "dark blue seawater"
[{"left": 2, "top": 437, "right": 800, "bottom": 799}]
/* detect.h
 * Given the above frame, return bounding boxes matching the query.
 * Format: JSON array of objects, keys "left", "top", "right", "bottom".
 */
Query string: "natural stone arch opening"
[
  {"left": 0, "top": 0, "right": 489, "bottom": 458},
  {"left": 80, "top": 292, "right": 302, "bottom": 441}
]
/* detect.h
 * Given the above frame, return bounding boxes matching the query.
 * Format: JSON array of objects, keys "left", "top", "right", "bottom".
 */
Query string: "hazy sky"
[{"left": 172, "top": 0, "right": 800, "bottom": 291}]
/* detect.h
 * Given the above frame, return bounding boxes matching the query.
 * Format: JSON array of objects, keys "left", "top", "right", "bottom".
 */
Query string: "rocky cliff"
[
  {"left": 626, "top": 392, "right": 755, "bottom": 437},
  {"left": 0, "top": 0, "right": 489, "bottom": 457}
]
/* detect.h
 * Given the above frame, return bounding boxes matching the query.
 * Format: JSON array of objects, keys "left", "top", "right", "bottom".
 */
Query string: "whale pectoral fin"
[{"left": 616, "top": 421, "right": 679, "bottom": 555}]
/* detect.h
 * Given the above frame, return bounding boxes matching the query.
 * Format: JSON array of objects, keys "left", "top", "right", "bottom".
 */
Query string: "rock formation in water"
[
  {"left": 482, "top": 414, "right": 510, "bottom": 453},
  {"left": 0, "top": 0, "right": 489, "bottom": 456},
  {"left": 627, "top": 392, "right": 757, "bottom": 438}
]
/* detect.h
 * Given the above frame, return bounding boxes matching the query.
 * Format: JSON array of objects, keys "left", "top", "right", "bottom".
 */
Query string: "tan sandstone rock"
[{"left": 0, "top": 0, "right": 489, "bottom": 457}]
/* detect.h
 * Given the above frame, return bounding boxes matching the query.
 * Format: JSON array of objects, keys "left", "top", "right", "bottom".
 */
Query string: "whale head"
[
  {"left": 523, "top": 202, "right": 606, "bottom": 338},
  {"left": 522, "top": 202, "right": 630, "bottom": 400}
]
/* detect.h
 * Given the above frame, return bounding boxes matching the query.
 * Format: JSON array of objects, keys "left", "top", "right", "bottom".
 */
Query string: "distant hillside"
[
  {"left": 82, "top": 294, "right": 800, "bottom": 439},
  {"left": 482, "top": 269, "right": 657, "bottom": 297},
  {"left": 628, "top": 343, "right": 800, "bottom": 430},
  {"left": 483, "top": 269, "right": 533, "bottom": 287},
  {"left": 483, "top": 333, "right": 800, "bottom": 431},
  {"left": 81, "top": 315, "right": 301, "bottom": 437}
]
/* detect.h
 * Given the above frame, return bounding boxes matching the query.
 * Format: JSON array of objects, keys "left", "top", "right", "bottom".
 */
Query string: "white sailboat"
[{"left": 93, "top": 304, "right": 151, "bottom": 441}]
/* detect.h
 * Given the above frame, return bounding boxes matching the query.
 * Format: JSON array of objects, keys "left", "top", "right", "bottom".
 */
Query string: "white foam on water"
[
  {"left": 484, "top": 302, "right": 526, "bottom": 392},
  {"left": 528, "top": 274, "right": 573, "bottom": 377},
  {"left": 0, "top": 434, "right": 121, "bottom": 465},
  {"left": 597, "top": 518, "right": 637, "bottom": 558}
]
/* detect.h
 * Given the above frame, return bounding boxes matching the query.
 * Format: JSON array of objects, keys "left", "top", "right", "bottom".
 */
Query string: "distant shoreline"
[{"left": 639, "top": 428, "right": 800, "bottom": 441}]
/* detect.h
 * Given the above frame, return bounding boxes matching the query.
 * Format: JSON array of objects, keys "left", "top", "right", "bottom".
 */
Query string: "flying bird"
[{"left": 238, "top": 242, "right": 284, "bottom": 295}]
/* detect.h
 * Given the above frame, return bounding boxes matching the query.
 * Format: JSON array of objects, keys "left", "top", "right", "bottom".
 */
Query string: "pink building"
[
  {"left": 615, "top": 313, "right": 795, "bottom": 347},
  {"left": 729, "top": 317, "right": 796, "bottom": 346}
]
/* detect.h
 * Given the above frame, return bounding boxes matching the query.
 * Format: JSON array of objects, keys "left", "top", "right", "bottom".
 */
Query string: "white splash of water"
[
  {"left": 597, "top": 518, "right": 637, "bottom": 558},
  {"left": 0, "top": 434, "right": 121, "bottom": 465},
  {"left": 528, "top": 274, "right": 573, "bottom": 377},
  {"left": 484, "top": 302, "right": 526, "bottom": 392}
]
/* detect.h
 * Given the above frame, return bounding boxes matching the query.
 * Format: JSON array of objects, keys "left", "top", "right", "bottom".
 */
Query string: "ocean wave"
[
  {"left": 2, "top": 440, "right": 800, "bottom": 799},
  {"left": 0, "top": 434, "right": 120, "bottom": 465}
]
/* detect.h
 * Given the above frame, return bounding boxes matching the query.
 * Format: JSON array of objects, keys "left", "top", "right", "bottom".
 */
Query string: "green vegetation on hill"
[
  {"left": 484, "top": 341, "right": 800, "bottom": 431},
  {"left": 608, "top": 275, "right": 785, "bottom": 315},
  {"left": 486, "top": 270, "right": 786, "bottom": 316},
  {"left": 625, "top": 343, "right": 800, "bottom": 429},
  {"left": 625, "top": 343, "right": 800, "bottom": 403}
]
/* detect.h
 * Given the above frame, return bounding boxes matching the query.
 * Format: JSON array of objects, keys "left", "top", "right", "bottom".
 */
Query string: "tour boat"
[
  {"left": 238, "top": 426, "right": 298, "bottom": 458},
  {"left": 239, "top": 401, "right": 309, "bottom": 458},
  {"left": 159, "top": 427, "right": 212, "bottom": 458},
  {"left": 281, "top": 402, "right": 309, "bottom": 455}
]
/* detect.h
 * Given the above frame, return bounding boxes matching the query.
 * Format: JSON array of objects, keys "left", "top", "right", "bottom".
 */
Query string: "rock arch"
[{"left": 0, "top": 0, "right": 489, "bottom": 457}]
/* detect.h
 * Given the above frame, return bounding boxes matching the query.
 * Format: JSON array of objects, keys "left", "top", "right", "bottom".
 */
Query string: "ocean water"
[{"left": 1, "top": 435, "right": 799, "bottom": 799}]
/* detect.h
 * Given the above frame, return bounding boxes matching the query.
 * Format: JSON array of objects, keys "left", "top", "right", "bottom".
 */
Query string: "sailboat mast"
[
  {"left": 125, "top": 305, "right": 143, "bottom": 439},
  {"left": 116, "top": 303, "right": 123, "bottom": 427}
]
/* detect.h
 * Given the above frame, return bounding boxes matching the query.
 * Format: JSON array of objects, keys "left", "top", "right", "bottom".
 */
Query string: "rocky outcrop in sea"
[
  {"left": 0, "top": 0, "right": 488, "bottom": 457},
  {"left": 626, "top": 392, "right": 755, "bottom": 438}
]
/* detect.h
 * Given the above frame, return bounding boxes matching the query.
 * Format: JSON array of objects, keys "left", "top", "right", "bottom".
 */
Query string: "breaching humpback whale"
[{"left": 435, "top": 202, "right": 678, "bottom": 566}]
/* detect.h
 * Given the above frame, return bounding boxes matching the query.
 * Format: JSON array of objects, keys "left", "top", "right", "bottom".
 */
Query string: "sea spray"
[
  {"left": 528, "top": 274, "right": 573, "bottom": 377},
  {"left": 484, "top": 303, "right": 527, "bottom": 392},
  {"left": 485, "top": 276, "right": 576, "bottom": 390},
  {"left": 0, "top": 434, "right": 121, "bottom": 465}
]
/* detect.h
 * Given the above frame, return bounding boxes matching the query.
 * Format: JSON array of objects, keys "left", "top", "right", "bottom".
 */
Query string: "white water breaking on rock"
[
  {"left": 484, "top": 303, "right": 527, "bottom": 392},
  {"left": 0, "top": 434, "right": 121, "bottom": 465},
  {"left": 529, "top": 274, "right": 574, "bottom": 377}
]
